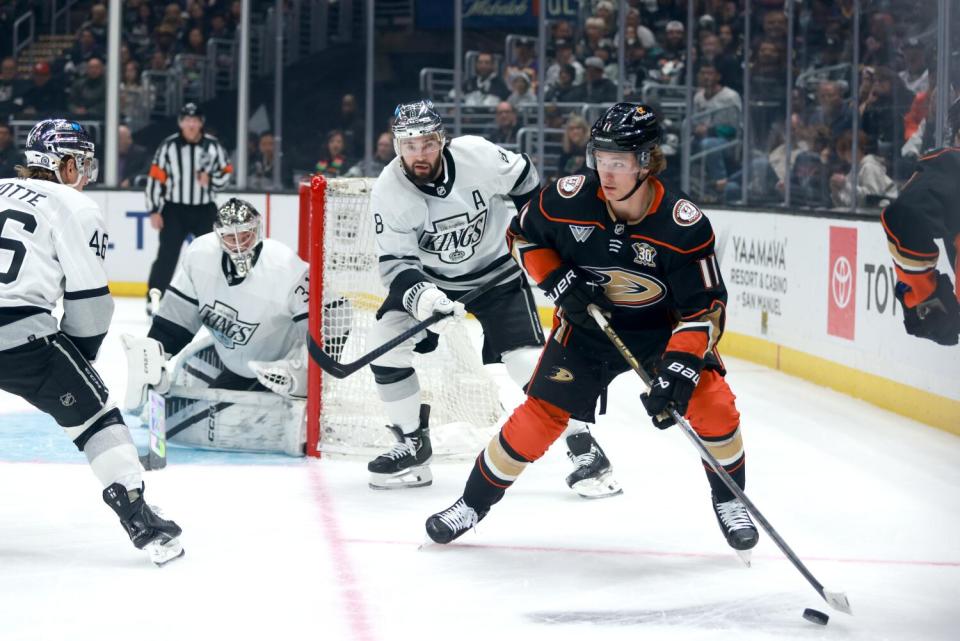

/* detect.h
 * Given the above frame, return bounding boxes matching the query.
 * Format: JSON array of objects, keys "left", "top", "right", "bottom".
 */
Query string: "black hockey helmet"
[
  {"left": 24, "top": 118, "right": 98, "bottom": 185},
  {"left": 179, "top": 102, "right": 204, "bottom": 122},
  {"left": 587, "top": 102, "right": 661, "bottom": 170}
]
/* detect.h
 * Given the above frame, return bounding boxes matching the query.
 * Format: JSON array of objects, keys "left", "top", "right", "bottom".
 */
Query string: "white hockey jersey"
[
  {"left": 371, "top": 135, "right": 539, "bottom": 294},
  {"left": 150, "top": 234, "right": 309, "bottom": 379},
  {"left": 0, "top": 178, "right": 113, "bottom": 357}
]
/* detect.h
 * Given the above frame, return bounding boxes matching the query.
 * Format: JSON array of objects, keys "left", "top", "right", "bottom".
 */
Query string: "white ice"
[{"left": 1, "top": 298, "right": 957, "bottom": 641}]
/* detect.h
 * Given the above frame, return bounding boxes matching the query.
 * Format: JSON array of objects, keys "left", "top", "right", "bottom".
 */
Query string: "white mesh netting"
[{"left": 310, "top": 178, "right": 503, "bottom": 459}]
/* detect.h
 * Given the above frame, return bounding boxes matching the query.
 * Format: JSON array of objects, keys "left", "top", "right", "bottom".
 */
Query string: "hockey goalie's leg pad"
[
  {"left": 368, "top": 465, "right": 433, "bottom": 490},
  {"left": 120, "top": 334, "right": 169, "bottom": 411},
  {"left": 499, "top": 396, "right": 571, "bottom": 462}
]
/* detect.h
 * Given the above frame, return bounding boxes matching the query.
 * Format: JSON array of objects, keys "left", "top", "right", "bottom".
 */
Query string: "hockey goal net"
[{"left": 298, "top": 175, "right": 503, "bottom": 458}]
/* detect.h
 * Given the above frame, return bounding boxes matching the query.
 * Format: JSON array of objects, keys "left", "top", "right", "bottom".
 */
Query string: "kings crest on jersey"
[
  {"left": 510, "top": 173, "right": 726, "bottom": 364},
  {"left": 371, "top": 135, "right": 539, "bottom": 292}
]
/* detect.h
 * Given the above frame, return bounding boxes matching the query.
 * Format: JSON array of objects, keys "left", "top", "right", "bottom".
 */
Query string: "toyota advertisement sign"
[{"left": 828, "top": 226, "right": 857, "bottom": 340}]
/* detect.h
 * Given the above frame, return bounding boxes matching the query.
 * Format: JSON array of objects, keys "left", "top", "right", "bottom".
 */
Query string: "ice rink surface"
[{"left": 1, "top": 299, "right": 958, "bottom": 641}]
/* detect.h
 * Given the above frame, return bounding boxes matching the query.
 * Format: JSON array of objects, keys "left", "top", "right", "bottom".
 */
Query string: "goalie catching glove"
[
  {"left": 120, "top": 334, "right": 171, "bottom": 411},
  {"left": 248, "top": 345, "right": 309, "bottom": 398},
  {"left": 640, "top": 352, "right": 703, "bottom": 429},
  {"left": 402, "top": 281, "right": 465, "bottom": 334}
]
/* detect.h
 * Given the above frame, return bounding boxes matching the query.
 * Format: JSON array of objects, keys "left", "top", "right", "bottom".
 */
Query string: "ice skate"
[
  {"left": 712, "top": 496, "right": 759, "bottom": 566},
  {"left": 425, "top": 497, "right": 488, "bottom": 544},
  {"left": 103, "top": 483, "right": 184, "bottom": 566},
  {"left": 368, "top": 404, "right": 433, "bottom": 489},
  {"left": 565, "top": 432, "right": 622, "bottom": 499}
]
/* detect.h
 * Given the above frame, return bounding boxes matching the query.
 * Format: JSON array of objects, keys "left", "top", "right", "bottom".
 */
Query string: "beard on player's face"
[{"left": 401, "top": 151, "right": 443, "bottom": 185}]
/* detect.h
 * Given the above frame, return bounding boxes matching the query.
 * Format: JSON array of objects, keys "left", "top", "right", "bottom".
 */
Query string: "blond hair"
[
  {"left": 648, "top": 146, "right": 667, "bottom": 175},
  {"left": 15, "top": 165, "right": 57, "bottom": 181}
]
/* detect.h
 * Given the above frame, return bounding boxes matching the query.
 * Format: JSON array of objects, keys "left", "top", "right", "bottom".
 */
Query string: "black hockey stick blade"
[
  {"left": 586, "top": 305, "right": 853, "bottom": 616},
  {"left": 308, "top": 269, "right": 520, "bottom": 379}
]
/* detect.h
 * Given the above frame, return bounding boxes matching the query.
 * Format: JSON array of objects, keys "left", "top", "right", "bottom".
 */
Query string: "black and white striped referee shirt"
[{"left": 145, "top": 132, "right": 233, "bottom": 212}]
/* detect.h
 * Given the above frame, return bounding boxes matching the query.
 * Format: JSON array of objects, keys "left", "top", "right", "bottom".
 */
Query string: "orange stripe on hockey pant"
[
  {"left": 894, "top": 265, "right": 936, "bottom": 308},
  {"left": 684, "top": 369, "right": 740, "bottom": 439},
  {"left": 523, "top": 248, "right": 564, "bottom": 284},
  {"left": 148, "top": 164, "right": 168, "bottom": 182},
  {"left": 501, "top": 396, "right": 571, "bottom": 462},
  {"left": 666, "top": 330, "right": 709, "bottom": 359}
]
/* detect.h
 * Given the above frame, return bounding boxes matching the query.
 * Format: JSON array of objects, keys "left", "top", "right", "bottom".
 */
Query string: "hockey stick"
[
  {"left": 308, "top": 270, "right": 519, "bottom": 379},
  {"left": 586, "top": 305, "right": 853, "bottom": 615}
]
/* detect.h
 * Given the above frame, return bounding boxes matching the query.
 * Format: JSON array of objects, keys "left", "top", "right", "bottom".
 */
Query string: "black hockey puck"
[{"left": 802, "top": 608, "right": 829, "bottom": 625}]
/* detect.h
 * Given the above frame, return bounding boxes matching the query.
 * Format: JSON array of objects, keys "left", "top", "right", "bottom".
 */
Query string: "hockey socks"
[
  {"left": 463, "top": 432, "right": 531, "bottom": 512},
  {"left": 697, "top": 425, "right": 746, "bottom": 501}
]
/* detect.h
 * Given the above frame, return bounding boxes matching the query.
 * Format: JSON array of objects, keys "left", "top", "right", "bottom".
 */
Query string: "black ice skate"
[
  {"left": 565, "top": 432, "right": 623, "bottom": 499},
  {"left": 425, "top": 497, "right": 488, "bottom": 544},
  {"left": 103, "top": 483, "right": 184, "bottom": 566},
  {"left": 712, "top": 495, "right": 759, "bottom": 566},
  {"left": 368, "top": 404, "right": 433, "bottom": 490}
]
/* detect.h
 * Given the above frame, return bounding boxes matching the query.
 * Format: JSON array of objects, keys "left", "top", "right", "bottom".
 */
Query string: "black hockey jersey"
[
  {"left": 509, "top": 173, "right": 726, "bottom": 364},
  {"left": 881, "top": 147, "right": 960, "bottom": 307}
]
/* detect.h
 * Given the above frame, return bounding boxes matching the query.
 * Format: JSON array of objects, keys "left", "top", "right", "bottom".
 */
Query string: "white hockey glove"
[
  {"left": 248, "top": 345, "right": 308, "bottom": 398},
  {"left": 120, "top": 334, "right": 171, "bottom": 411},
  {"left": 402, "top": 282, "right": 465, "bottom": 334}
]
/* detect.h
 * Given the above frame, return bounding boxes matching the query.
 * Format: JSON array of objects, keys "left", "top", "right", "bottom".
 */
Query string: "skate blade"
[
  {"left": 570, "top": 471, "right": 624, "bottom": 499},
  {"left": 735, "top": 548, "right": 752, "bottom": 567},
  {"left": 368, "top": 465, "right": 433, "bottom": 490},
  {"left": 147, "top": 537, "right": 184, "bottom": 567}
]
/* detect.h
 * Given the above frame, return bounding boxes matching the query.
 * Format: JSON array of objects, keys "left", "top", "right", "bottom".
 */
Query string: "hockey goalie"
[{"left": 122, "top": 198, "right": 349, "bottom": 456}]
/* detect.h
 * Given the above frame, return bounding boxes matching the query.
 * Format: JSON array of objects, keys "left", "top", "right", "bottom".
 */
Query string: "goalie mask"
[
  {"left": 24, "top": 119, "right": 98, "bottom": 187},
  {"left": 214, "top": 198, "right": 262, "bottom": 276}
]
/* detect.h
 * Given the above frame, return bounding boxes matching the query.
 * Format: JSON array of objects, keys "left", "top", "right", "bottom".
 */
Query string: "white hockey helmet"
[
  {"left": 392, "top": 99, "right": 445, "bottom": 155},
  {"left": 24, "top": 118, "right": 98, "bottom": 186},
  {"left": 214, "top": 198, "right": 262, "bottom": 276}
]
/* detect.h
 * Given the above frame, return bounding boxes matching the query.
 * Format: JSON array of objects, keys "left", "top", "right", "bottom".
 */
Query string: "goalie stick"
[
  {"left": 586, "top": 305, "right": 853, "bottom": 616},
  {"left": 308, "top": 270, "right": 518, "bottom": 379}
]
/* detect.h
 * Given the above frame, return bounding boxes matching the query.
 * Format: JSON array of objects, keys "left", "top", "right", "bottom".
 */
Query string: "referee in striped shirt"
[{"left": 145, "top": 102, "right": 232, "bottom": 305}]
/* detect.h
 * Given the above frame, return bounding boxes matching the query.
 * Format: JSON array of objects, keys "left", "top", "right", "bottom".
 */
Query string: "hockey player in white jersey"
[
  {"left": 365, "top": 99, "right": 620, "bottom": 496},
  {"left": 0, "top": 119, "right": 183, "bottom": 565},
  {"left": 123, "top": 198, "right": 334, "bottom": 455}
]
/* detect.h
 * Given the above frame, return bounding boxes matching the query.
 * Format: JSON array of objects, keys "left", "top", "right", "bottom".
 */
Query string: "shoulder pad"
[
  {"left": 669, "top": 198, "right": 705, "bottom": 227},
  {"left": 537, "top": 175, "right": 603, "bottom": 223}
]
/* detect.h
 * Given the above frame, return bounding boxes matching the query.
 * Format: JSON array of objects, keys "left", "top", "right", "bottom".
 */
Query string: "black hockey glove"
[
  {"left": 640, "top": 352, "right": 704, "bottom": 429},
  {"left": 895, "top": 273, "right": 960, "bottom": 346},
  {"left": 542, "top": 266, "right": 614, "bottom": 328}
]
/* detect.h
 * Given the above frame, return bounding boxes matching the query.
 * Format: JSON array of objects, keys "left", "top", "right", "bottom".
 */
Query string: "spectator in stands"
[
  {"left": 615, "top": 8, "right": 657, "bottom": 50},
  {"left": 829, "top": 130, "right": 897, "bottom": 208},
  {"left": 208, "top": 13, "right": 232, "bottom": 40},
  {"left": 486, "top": 102, "right": 520, "bottom": 146},
  {"left": 699, "top": 32, "right": 741, "bottom": 93},
  {"left": 899, "top": 38, "right": 929, "bottom": 95},
  {"left": 120, "top": 60, "right": 147, "bottom": 124},
  {"left": 78, "top": 3, "right": 109, "bottom": 46},
  {"left": 545, "top": 64, "right": 581, "bottom": 103},
  {"left": 748, "top": 40, "right": 788, "bottom": 149},
  {"left": 163, "top": 3, "right": 186, "bottom": 40},
  {"left": 18, "top": 62, "right": 66, "bottom": 118},
  {"left": 64, "top": 29, "right": 105, "bottom": 76},
  {"left": 593, "top": 1, "right": 617, "bottom": 37},
  {"left": 458, "top": 52, "right": 508, "bottom": 106},
  {"left": 859, "top": 65, "right": 913, "bottom": 178},
  {"left": 718, "top": 23, "right": 739, "bottom": 58},
  {"left": 128, "top": 2, "right": 156, "bottom": 58},
  {"left": 314, "top": 129, "right": 351, "bottom": 178},
  {"left": 185, "top": 2, "right": 208, "bottom": 40},
  {"left": 545, "top": 40, "right": 584, "bottom": 89},
  {"left": 68, "top": 56, "right": 106, "bottom": 118},
  {"left": 556, "top": 115, "right": 590, "bottom": 178},
  {"left": 0, "top": 56, "right": 25, "bottom": 120},
  {"left": 692, "top": 63, "right": 742, "bottom": 199},
  {"left": 808, "top": 80, "right": 853, "bottom": 140},
  {"left": 0, "top": 122, "right": 19, "bottom": 179},
  {"left": 118, "top": 124, "right": 149, "bottom": 188},
  {"left": 507, "top": 71, "right": 536, "bottom": 109},
  {"left": 861, "top": 11, "right": 895, "bottom": 67},
  {"left": 345, "top": 131, "right": 395, "bottom": 178},
  {"left": 335, "top": 93, "right": 364, "bottom": 158},
  {"left": 544, "top": 104, "right": 564, "bottom": 129},
  {"left": 248, "top": 131, "right": 279, "bottom": 189},
  {"left": 661, "top": 20, "right": 687, "bottom": 62},
  {"left": 625, "top": 43, "right": 651, "bottom": 96},
  {"left": 788, "top": 124, "right": 833, "bottom": 207},
  {"left": 552, "top": 20, "right": 575, "bottom": 43},
  {"left": 577, "top": 17, "right": 608, "bottom": 61},
  {"left": 184, "top": 28, "right": 207, "bottom": 56},
  {"left": 576, "top": 57, "right": 617, "bottom": 103},
  {"left": 148, "top": 50, "right": 171, "bottom": 72},
  {"left": 506, "top": 38, "right": 537, "bottom": 87},
  {"left": 151, "top": 24, "right": 181, "bottom": 66},
  {"left": 760, "top": 9, "right": 787, "bottom": 44}
]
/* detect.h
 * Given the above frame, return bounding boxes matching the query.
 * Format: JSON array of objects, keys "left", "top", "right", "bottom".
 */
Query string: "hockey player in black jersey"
[
  {"left": 881, "top": 97, "right": 960, "bottom": 346},
  {"left": 426, "top": 103, "right": 758, "bottom": 556}
]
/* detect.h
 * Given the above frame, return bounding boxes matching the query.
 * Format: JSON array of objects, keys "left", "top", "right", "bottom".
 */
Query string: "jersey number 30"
[{"left": 0, "top": 209, "right": 37, "bottom": 285}]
